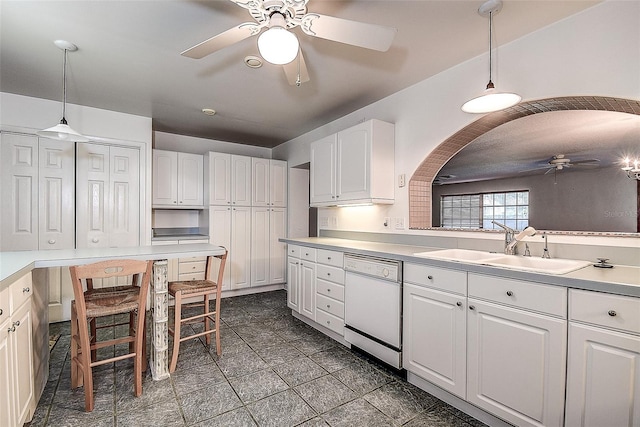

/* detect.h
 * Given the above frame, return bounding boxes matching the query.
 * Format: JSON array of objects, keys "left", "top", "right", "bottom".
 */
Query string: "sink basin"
[
  {"left": 484, "top": 256, "right": 591, "bottom": 275},
  {"left": 413, "top": 249, "right": 504, "bottom": 263}
]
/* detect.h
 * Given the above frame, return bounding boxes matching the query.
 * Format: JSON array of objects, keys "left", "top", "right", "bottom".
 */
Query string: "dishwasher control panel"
[{"left": 344, "top": 254, "right": 400, "bottom": 282}]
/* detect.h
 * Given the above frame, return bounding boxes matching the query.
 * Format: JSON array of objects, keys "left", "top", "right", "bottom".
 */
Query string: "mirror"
[{"left": 431, "top": 110, "right": 640, "bottom": 233}]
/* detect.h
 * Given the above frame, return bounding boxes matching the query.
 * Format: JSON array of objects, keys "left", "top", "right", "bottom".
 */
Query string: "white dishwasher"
[{"left": 343, "top": 253, "right": 403, "bottom": 369}]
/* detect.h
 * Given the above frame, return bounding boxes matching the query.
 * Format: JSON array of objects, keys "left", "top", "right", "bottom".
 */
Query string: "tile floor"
[{"left": 27, "top": 290, "right": 487, "bottom": 427}]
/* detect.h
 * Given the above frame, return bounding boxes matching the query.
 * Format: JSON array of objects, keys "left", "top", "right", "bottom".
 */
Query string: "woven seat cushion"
[
  {"left": 73, "top": 287, "right": 141, "bottom": 317},
  {"left": 169, "top": 279, "right": 218, "bottom": 296}
]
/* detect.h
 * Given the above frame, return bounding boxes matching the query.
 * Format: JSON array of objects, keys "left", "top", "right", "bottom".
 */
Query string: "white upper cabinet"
[
  {"left": 310, "top": 119, "right": 394, "bottom": 207},
  {"left": 152, "top": 150, "right": 203, "bottom": 208},
  {"left": 252, "top": 158, "right": 288, "bottom": 207},
  {"left": 206, "top": 152, "right": 232, "bottom": 205},
  {"left": 231, "top": 155, "right": 251, "bottom": 206},
  {"left": 1, "top": 133, "right": 74, "bottom": 251}
]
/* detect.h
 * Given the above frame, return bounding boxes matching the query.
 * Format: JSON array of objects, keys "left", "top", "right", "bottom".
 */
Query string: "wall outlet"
[
  {"left": 383, "top": 217, "right": 390, "bottom": 228},
  {"left": 394, "top": 217, "right": 405, "bottom": 230},
  {"left": 398, "top": 174, "right": 406, "bottom": 188},
  {"left": 329, "top": 216, "right": 338, "bottom": 228},
  {"left": 319, "top": 217, "right": 329, "bottom": 228}
]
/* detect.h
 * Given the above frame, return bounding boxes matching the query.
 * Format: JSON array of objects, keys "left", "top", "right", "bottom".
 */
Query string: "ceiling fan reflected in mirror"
[
  {"left": 181, "top": 0, "right": 397, "bottom": 85},
  {"left": 521, "top": 154, "right": 601, "bottom": 175}
]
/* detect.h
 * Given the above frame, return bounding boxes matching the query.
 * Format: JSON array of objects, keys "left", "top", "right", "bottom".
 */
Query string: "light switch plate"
[
  {"left": 398, "top": 174, "right": 406, "bottom": 187},
  {"left": 394, "top": 217, "right": 405, "bottom": 230}
]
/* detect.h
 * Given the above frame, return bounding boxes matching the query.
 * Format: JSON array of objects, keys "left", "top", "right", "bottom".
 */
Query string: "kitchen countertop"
[
  {"left": 280, "top": 237, "right": 640, "bottom": 297},
  {"left": 0, "top": 243, "right": 224, "bottom": 290}
]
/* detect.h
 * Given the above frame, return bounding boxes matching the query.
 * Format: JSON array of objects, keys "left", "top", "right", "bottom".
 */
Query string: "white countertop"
[
  {"left": 0, "top": 244, "right": 225, "bottom": 290},
  {"left": 281, "top": 237, "right": 640, "bottom": 297}
]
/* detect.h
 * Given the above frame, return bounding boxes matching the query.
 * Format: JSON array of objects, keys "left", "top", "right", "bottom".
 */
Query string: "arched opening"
[{"left": 408, "top": 96, "right": 640, "bottom": 229}]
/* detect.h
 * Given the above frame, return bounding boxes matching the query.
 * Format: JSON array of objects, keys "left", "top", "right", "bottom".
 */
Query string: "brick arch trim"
[{"left": 409, "top": 96, "right": 640, "bottom": 229}]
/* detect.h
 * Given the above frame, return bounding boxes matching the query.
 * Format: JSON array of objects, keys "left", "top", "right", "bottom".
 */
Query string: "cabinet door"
[
  {"left": 152, "top": 149, "right": 178, "bottom": 206},
  {"left": 231, "top": 155, "right": 251, "bottom": 206},
  {"left": 109, "top": 146, "right": 140, "bottom": 248},
  {"left": 177, "top": 152, "right": 203, "bottom": 206},
  {"left": 287, "top": 258, "right": 300, "bottom": 311},
  {"left": 251, "top": 207, "right": 270, "bottom": 287},
  {"left": 252, "top": 158, "right": 270, "bottom": 207},
  {"left": 310, "top": 134, "right": 337, "bottom": 205},
  {"left": 467, "top": 299, "right": 567, "bottom": 427},
  {"left": 403, "top": 284, "right": 467, "bottom": 399},
  {"left": 337, "top": 122, "right": 370, "bottom": 201},
  {"left": 38, "top": 139, "right": 75, "bottom": 250},
  {"left": 208, "top": 152, "right": 231, "bottom": 205},
  {"left": 300, "top": 261, "right": 316, "bottom": 320},
  {"left": 269, "top": 208, "right": 287, "bottom": 284},
  {"left": 209, "top": 206, "right": 232, "bottom": 290},
  {"left": 77, "top": 143, "right": 110, "bottom": 248},
  {"left": 270, "top": 160, "right": 287, "bottom": 207},
  {"left": 0, "top": 319, "right": 12, "bottom": 427},
  {"left": 231, "top": 206, "right": 251, "bottom": 289},
  {"left": 11, "top": 300, "right": 34, "bottom": 426},
  {"left": 566, "top": 323, "right": 640, "bottom": 427},
  {"left": 0, "top": 133, "right": 38, "bottom": 250}
]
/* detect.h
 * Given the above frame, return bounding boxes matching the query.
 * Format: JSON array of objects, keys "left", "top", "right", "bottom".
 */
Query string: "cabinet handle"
[
  {"left": 0, "top": 308, "right": 3, "bottom": 316},
  {"left": 327, "top": 257, "right": 332, "bottom": 260},
  {"left": 92, "top": 238, "right": 99, "bottom": 243},
  {"left": 469, "top": 305, "right": 476, "bottom": 311},
  {"left": 327, "top": 272, "right": 331, "bottom": 276},
  {"left": 456, "top": 301, "right": 462, "bottom": 307},
  {"left": 608, "top": 310, "right": 617, "bottom": 317},
  {"left": 427, "top": 275, "right": 433, "bottom": 280},
  {"left": 14, "top": 320, "right": 20, "bottom": 327},
  {"left": 48, "top": 239, "right": 56, "bottom": 244},
  {"left": 173, "top": 201, "right": 177, "bottom": 204},
  {"left": 23, "top": 287, "right": 30, "bottom": 293},
  {"left": 506, "top": 291, "right": 514, "bottom": 297},
  {"left": 327, "top": 288, "right": 331, "bottom": 292},
  {"left": 326, "top": 320, "right": 331, "bottom": 325},
  {"left": 179, "top": 201, "right": 183, "bottom": 204},
  {"left": 8, "top": 325, "right": 15, "bottom": 333}
]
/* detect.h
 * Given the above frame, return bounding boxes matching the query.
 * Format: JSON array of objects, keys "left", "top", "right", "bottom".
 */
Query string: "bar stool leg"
[
  {"left": 169, "top": 291, "right": 182, "bottom": 373},
  {"left": 203, "top": 294, "right": 211, "bottom": 346}
]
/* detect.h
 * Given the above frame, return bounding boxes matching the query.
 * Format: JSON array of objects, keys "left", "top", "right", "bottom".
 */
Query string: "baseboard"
[
  {"left": 291, "top": 311, "right": 351, "bottom": 348},
  {"left": 221, "top": 283, "right": 285, "bottom": 299}
]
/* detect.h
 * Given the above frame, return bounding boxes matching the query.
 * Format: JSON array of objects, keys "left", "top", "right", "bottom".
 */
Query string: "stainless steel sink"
[
  {"left": 484, "top": 256, "right": 591, "bottom": 275},
  {"left": 413, "top": 248, "right": 503, "bottom": 263}
]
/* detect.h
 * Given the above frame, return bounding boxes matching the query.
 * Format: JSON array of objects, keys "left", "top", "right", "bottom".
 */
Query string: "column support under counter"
[{"left": 150, "top": 260, "right": 170, "bottom": 380}]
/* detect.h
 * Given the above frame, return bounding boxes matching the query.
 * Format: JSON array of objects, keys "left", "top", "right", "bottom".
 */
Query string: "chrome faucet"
[
  {"left": 541, "top": 233, "right": 551, "bottom": 258},
  {"left": 492, "top": 220, "right": 516, "bottom": 254},
  {"left": 493, "top": 221, "right": 538, "bottom": 255}
]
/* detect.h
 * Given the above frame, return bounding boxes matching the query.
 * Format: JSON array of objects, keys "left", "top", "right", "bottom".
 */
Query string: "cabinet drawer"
[
  {"left": 469, "top": 274, "right": 566, "bottom": 318},
  {"left": 300, "top": 247, "right": 317, "bottom": 262},
  {"left": 0, "top": 285, "right": 9, "bottom": 324},
  {"left": 10, "top": 272, "right": 32, "bottom": 312},
  {"left": 180, "top": 255, "right": 207, "bottom": 263},
  {"left": 570, "top": 289, "right": 640, "bottom": 334},
  {"left": 287, "top": 245, "right": 301, "bottom": 258},
  {"left": 177, "top": 272, "right": 205, "bottom": 282},
  {"left": 316, "top": 279, "right": 345, "bottom": 302},
  {"left": 316, "top": 309, "right": 344, "bottom": 335},
  {"left": 316, "top": 293, "right": 344, "bottom": 318},
  {"left": 404, "top": 263, "right": 467, "bottom": 295},
  {"left": 178, "top": 260, "right": 206, "bottom": 274},
  {"left": 317, "top": 249, "right": 344, "bottom": 268},
  {"left": 316, "top": 264, "right": 344, "bottom": 285}
]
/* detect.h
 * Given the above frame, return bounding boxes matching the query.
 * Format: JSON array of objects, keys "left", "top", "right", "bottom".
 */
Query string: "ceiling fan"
[
  {"left": 181, "top": 0, "right": 397, "bottom": 86},
  {"left": 521, "top": 154, "right": 600, "bottom": 175}
]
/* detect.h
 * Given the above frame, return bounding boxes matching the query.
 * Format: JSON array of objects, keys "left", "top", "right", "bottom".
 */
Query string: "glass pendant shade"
[
  {"left": 37, "top": 41, "right": 89, "bottom": 142},
  {"left": 258, "top": 26, "right": 299, "bottom": 65}
]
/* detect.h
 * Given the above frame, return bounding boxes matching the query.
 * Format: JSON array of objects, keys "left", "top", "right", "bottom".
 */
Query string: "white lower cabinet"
[
  {"left": 314, "top": 249, "right": 345, "bottom": 335},
  {"left": 565, "top": 289, "right": 640, "bottom": 427},
  {"left": 466, "top": 274, "right": 567, "bottom": 427},
  {"left": 0, "top": 273, "right": 34, "bottom": 427},
  {"left": 286, "top": 245, "right": 317, "bottom": 321}
]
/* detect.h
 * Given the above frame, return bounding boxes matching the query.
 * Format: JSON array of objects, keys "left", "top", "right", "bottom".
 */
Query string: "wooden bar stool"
[
  {"left": 168, "top": 250, "right": 227, "bottom": 373},
  {"left": 69, "top": 259, "right": 152, "bottom": 412}
]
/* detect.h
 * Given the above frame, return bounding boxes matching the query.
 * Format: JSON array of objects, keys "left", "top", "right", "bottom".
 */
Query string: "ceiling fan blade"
[
  {"left": 283, "top": 49, "right": 310, "bottom": 86},
  {"left": 181, "top": 22, "right": 262, "bottom": 59},
  {"left": 300, "top": 13, "right": 396, "bottom": 52},
  {"left": 569, "top": 159, "right": 600, "bottom": 165}
]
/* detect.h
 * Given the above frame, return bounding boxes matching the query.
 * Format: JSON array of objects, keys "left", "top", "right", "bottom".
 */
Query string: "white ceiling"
[{"left": 0, "top": 0, "right": 599, "bottom": 148}]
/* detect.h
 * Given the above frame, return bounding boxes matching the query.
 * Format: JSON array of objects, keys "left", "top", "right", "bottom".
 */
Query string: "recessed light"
[
  {"left": 202, "top": 108, "right": 216, "bottom": 116},
  {"left": 244, "top": 55, "right": 263, "bottom": 68}
]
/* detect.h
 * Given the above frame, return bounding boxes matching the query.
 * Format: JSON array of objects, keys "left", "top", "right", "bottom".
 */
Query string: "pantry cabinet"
[
  {"left": 251, "top": 207, "right": 287, "bottom": 287},
  {"left": 403, "top": 264, "right": 467, "bottom": 399},
  {"left": 252, "top": 158, "right": 288, "bottom": 207},
  {"left": 0, "top": 273, "right": 34, "bottom": 427},
  {"left": 466, "top": 274, "right": 567, "bottom": 427},
  {"left": 232, "top": 155, "right": 252, "bottom": 206},
  {"left": 152, "top": 150, "right": 204, "bottom": 208},
  {"left": 565, "top": 289, "right": 640, "bottom": 427},
  {"left": 310, "top": 119, "right": 394, "bottom": 207}
]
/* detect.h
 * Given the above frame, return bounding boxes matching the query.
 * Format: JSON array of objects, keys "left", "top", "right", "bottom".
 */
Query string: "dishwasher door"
[{"left": 344, "top": 270, "right": 402, "bottom": 349}]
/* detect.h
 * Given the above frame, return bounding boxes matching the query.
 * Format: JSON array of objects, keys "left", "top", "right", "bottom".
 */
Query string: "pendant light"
[
  {"left": 37, "top": 40, "right": 89, "bottom": 142},
  {"left": 257, "top": 12, "right": 299, "bottom": 65},
  {"left": 461, "top": 0, "right": 521, "bottom": 114}
]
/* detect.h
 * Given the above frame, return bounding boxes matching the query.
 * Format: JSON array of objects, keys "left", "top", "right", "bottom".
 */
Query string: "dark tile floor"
[{"left": 27, "top": 290, "right": 487, "bottom": 427}]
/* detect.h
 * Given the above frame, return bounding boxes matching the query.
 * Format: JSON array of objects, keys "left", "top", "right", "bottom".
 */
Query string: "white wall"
[
  {"left": 272, "top": 1, "right": 640, "bottom": 243},
  {"left": 154, "top": 131, "right": 272, "bottom": 158}
]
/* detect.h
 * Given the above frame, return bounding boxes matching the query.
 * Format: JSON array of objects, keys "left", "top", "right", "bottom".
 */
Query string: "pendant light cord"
[
  {"left": 62, "top": 48, "right": 68, "bottom": 122},
  {"left": 487, "top": 11, "right": 494, "bottom": 89}
]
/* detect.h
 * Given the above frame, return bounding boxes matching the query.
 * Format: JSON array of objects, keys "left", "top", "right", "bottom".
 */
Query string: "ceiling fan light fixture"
[
  {"left": 258, "top": 26, "right": 299, "bottom": 65},
  {"left": 37, "top": 40, "right": 89, "bottom": 142},
  {"left": 462, "top": 0, "right": 521, "bottom": 114}
]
